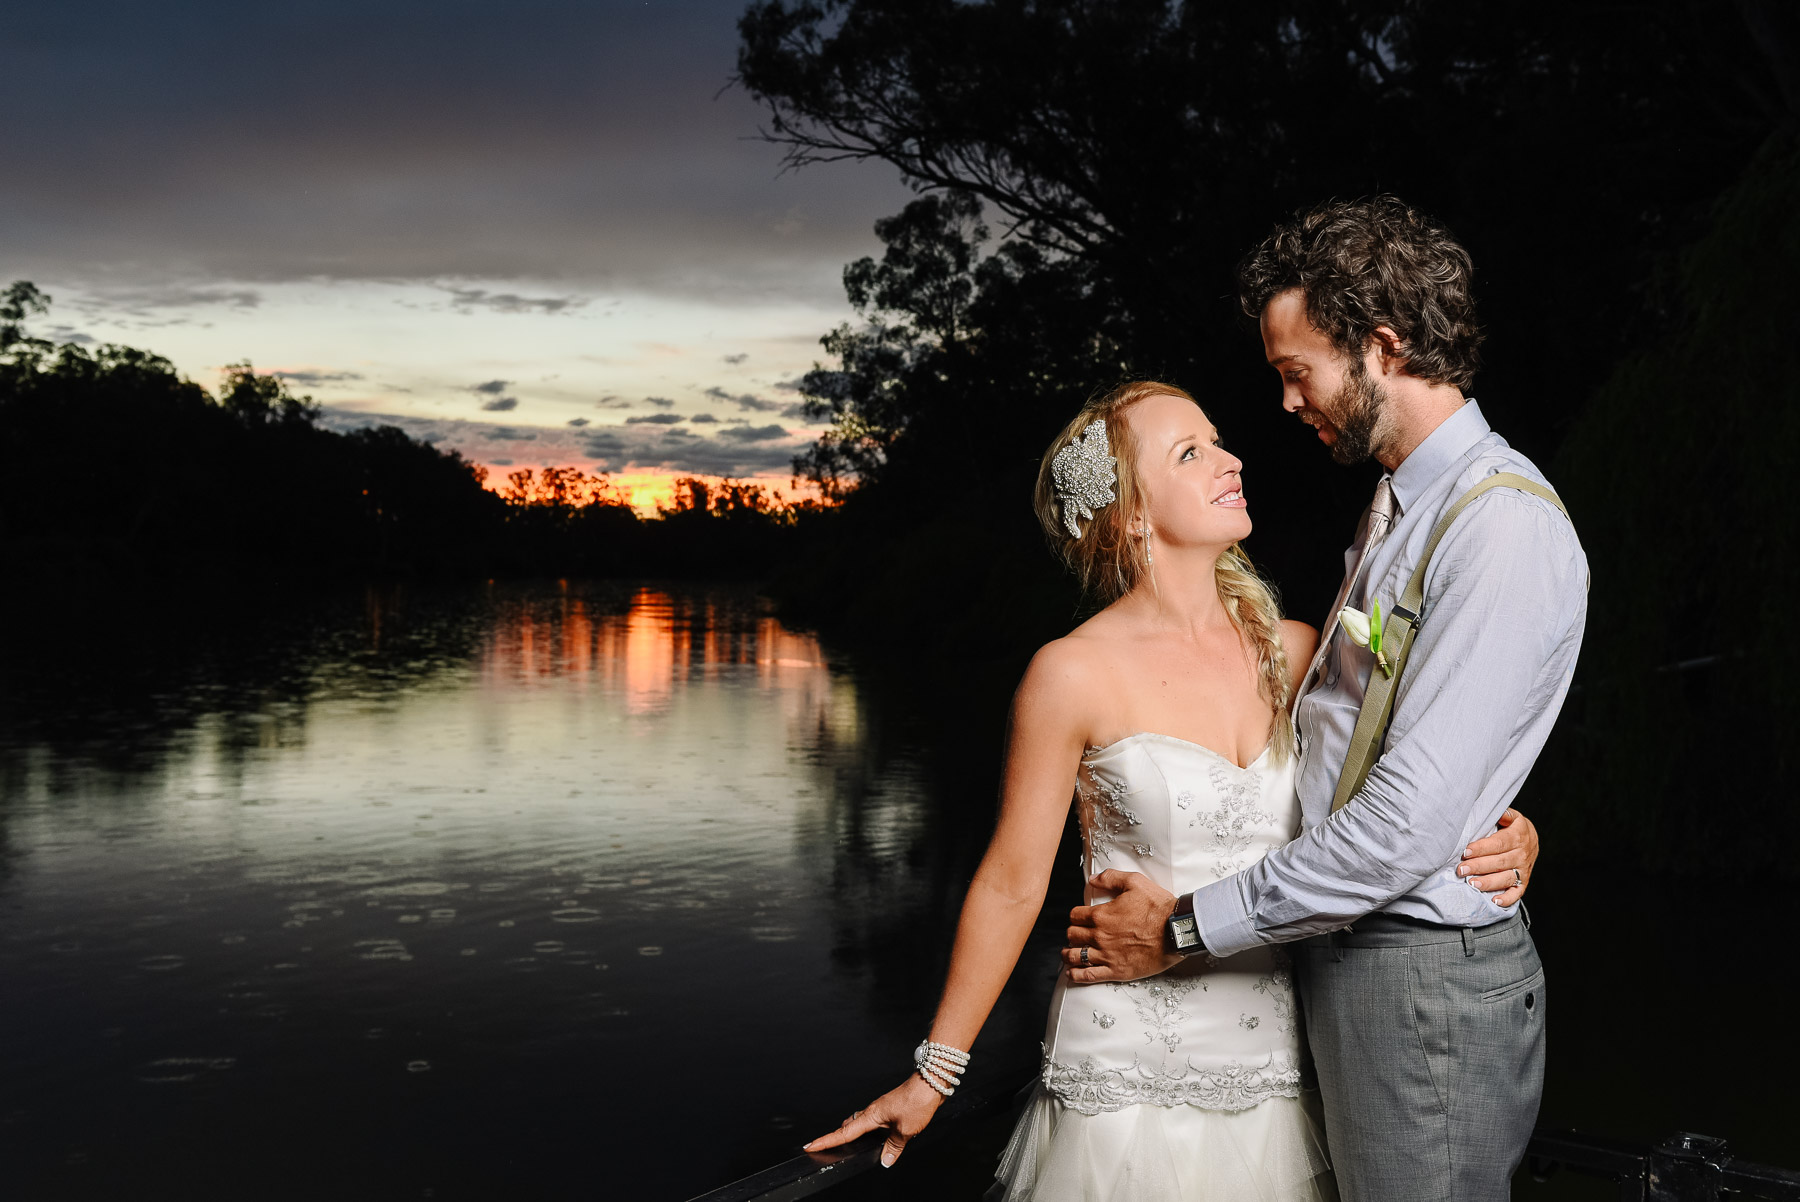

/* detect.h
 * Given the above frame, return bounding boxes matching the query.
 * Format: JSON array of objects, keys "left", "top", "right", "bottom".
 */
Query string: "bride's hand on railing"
[
  {"left": 802, "top": 1074, "right": 945, "bottom": 1168},
  {"left": 1458, "top": 806, "right": 1539, "bottom": 906}
]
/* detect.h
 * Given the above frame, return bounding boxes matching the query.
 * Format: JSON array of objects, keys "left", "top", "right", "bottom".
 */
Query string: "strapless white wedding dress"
[{"left": 993, "top": 734, "right": 1336, "bottom": 1201}]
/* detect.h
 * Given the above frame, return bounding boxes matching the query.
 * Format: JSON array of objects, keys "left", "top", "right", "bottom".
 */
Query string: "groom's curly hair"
[{"left": 1237, "top": 195, "right": 1484, "bottom": 390}]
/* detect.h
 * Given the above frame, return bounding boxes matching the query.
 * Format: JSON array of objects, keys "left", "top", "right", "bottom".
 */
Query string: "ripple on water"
[
  {"left": 138, "top": 954, "right": 186, "bottom": 972},
  {"left": 355, "top": 938, "right": 413, "bottom": 962},
  {"left": 367, "top": 881, "right": 452, "bottom": 897},
  {"left": 532, "top": 940, "right": 565, "bottom": 954},
  {"left": 137, "top": 1056, "right": 237, "bottom": 1084},
  {"left": 550, "top": 907, "right": 600, "bottom": 924},
  {"left": 637, "top": 946, "right": 663, "bottom": 957},
  {"left": 749, "top": 926, "right": 798, "bottom": 943},
  {"left": 406, "top": 1060, "right": 431, "bottom": 1073}
]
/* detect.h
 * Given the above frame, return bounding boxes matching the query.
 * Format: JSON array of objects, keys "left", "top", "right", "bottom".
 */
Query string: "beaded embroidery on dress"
[{"left": 991, "top": 733, "right": 1336, "bottom": 1202}]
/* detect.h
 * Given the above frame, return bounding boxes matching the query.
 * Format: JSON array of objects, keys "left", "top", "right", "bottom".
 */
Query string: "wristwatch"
[{"left": 1163, "top": 893, "right": 1208, "bottom": 957}]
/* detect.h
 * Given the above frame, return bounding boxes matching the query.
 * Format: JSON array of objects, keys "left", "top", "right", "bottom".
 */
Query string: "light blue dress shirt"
[{"left": 1193, "top": 402, "right": 1589, "bottom": 958}]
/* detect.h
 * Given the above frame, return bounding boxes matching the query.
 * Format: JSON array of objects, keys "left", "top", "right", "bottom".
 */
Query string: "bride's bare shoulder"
[{"left": 1016, "top": 624, "right": 1116, "bottom": 710}]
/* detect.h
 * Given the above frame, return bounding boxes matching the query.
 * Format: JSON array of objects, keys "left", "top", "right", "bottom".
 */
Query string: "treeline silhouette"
[
  {"left": 737, "top": 0, "right": 1800, "bottom": 872},
  {"left": 0, "top": 285, "right": 821, "bottom": 585}
]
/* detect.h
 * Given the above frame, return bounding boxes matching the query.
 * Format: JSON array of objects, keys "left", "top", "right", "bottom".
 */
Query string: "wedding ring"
[
  {"left": 1513, "top": 869, "right": 1522, "bottom": 887},
  {"left": 1080, "top": 947, "right": 1090, "bottom": 967}
]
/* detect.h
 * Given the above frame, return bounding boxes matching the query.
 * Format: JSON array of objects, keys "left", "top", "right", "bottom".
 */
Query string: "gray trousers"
[{"left": 1292, "top": 912, "right": 1546, "bottom": 1202}]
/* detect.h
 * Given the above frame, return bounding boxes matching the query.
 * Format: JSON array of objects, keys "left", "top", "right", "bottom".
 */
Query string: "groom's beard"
[{"left": 1323, "top": 359, "right": 1387, "bottom": 466}]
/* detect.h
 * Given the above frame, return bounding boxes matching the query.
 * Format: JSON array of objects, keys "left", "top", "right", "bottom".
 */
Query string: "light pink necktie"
[{"left": 1297, "top": 476, "right": 1396, "bottom": 704}]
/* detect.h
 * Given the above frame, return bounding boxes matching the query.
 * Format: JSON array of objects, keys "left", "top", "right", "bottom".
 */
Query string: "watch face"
[{"left": 1170, "top": 915, "right": 1199, "bottom": 948}]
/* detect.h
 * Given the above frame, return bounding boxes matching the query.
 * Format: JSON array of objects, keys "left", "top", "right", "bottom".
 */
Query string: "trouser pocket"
[{"left": 1480, "top": 965, "right": 1544, "bottom": 1006}]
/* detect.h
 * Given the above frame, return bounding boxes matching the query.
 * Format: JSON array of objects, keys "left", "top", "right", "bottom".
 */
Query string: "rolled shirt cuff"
[{"left": 1190, "top": 875, "right": 1261, "bottom": 959}]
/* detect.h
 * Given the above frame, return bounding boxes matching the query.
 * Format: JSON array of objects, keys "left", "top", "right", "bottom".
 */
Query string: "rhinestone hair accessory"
[{"left": 1052, "top": 418, "right": 1118, "bottom": 538}]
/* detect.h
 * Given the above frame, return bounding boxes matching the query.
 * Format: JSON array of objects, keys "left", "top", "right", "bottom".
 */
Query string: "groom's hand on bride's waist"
[{"left": 1064, "top": 870, "right": 1183, "bottom": 983}]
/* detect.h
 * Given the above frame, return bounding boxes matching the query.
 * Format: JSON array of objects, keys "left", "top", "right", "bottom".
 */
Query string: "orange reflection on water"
[{"left": 476, "top": 587, "right": 826, "bottom": 716}]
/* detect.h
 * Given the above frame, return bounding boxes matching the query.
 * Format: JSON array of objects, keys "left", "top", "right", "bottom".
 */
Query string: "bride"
[{"left": 803, "top": 381, "right": 1538, "bottom": 1200}]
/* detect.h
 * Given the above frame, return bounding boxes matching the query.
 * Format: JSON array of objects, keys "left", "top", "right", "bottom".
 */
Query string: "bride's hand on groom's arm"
[
  {"left": 1062, "top": 869, "right": 1182, "bottom": 984},
  {"left": 802, "top": 1074, "right": 944, "bottom": 1168},
  {"left": 1457, "top": 807, "right": 1539, "bottom": 907}
]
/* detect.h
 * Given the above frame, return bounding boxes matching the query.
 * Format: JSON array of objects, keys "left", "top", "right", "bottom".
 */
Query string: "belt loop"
[
  {"left": 1331, "top": 930, "right": 1345, "bottom": 963},
  {"left": 1519, "top": 900, "right": 1533, "bottom": 930},
  {"left": 1460, "top": 927, "right": 1475, "bottom": 957}
]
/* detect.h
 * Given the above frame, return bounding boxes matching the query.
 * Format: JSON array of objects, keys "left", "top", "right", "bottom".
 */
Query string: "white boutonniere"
[{"left": 1338, "top": 597, "right": 1394, "bottom": 678}]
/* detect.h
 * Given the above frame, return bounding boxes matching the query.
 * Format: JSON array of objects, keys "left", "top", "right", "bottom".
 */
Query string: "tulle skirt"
[{"left": 990, "top": 1088, "right": 1337, "bottom": 1202}]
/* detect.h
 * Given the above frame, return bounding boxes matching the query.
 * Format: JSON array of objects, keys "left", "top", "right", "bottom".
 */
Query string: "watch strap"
[{"left": 1164, "top": 893, "right": 1205, "bottom": 956}]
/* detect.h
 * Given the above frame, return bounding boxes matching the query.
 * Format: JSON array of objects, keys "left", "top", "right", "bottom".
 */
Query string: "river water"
[
  {"left": 0, "top": 582, "right": 1054, "bottom": 1200},
  {"left": 2, "top": 581, "right": 1790, "bottom": 1201}
]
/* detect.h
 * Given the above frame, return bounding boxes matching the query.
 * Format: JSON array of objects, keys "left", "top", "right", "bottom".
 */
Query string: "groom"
[{"left": 1065, "top": 196, "right": 1588, "bottom": 1201}]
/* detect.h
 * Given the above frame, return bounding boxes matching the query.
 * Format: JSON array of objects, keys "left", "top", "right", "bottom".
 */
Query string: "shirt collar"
[{"left": 1388, "top": 399, "right": 1489, "bottom": 515}]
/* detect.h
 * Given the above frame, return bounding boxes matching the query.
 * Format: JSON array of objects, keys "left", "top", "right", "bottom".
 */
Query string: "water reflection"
[{"left": 0, "top": 583, "right": 1054, "bottom": 1200}]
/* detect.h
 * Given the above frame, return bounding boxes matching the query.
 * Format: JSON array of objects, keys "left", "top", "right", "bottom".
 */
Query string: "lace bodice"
[{"left": 1040, "top": 732, "right": 1309, "bottom": 1115}]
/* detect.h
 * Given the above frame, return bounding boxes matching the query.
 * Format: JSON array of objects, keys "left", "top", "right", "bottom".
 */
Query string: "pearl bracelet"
[{"left": 914, "top": 1040, "right": 971, "bottom": 1097}]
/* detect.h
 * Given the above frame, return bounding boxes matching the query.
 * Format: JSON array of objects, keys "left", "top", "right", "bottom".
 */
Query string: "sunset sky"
[{"left": 0, "top": 0, "right": 912, "bottom": 511}]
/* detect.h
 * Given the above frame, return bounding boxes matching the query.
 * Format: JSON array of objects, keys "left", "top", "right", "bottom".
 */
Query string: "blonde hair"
[{"left": 1034, "top": 381, "right": 1294, "bottom": 758}]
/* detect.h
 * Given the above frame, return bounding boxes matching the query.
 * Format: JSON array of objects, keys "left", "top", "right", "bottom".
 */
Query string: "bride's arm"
[{"left": 803, "top": 644, "right": 1089, "bottom": 1168}]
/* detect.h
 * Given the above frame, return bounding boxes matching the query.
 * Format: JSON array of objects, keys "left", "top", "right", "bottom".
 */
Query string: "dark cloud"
[
  {"left": 688, "top": 412, "right": 719, "bottom": 424},
  {"left": 722, "top": 353, "right": 748, "bottom": 365},
  {"left": 314, "top": 407, "right": 804, "bottom": 478},
  {"left": 702, "top": 385, "right": 781, "bottom": 412},
  {"left": 481, "top": 396, "right": 519, "bottom": 412},
  {"left": 625, "top": 412, "right": 685, "bottom": 425},
  {"left": 771, "top": 377, "right": 804, "bottom": 392},
  {"left": 60, "top": 284, "right": 264, "bottom": 325},
  {"left": 567, "top": 417, "right": 590, "bottom": 427},
  {"left": 47, "top": 325, "right": 95, "bottom": 345},
  {"left": 644, "top": 396, "right": 676, "bottom": 409},
  {"left": 444, "top": 287, "right": 586, "bottom": 315},
  {"left": 596, "top": 395, "right": 629, "bottom": 408},
  {"left": 470, "top": 379, "right": 512, "bottom": 395},
  {"left": 0, "top": 1, "right": 909, "bottom": 301},
  {"left": 103, "top": 285, "right": 262, "bottom": 312},
  {"left": 273, "top": 368, "right": 365, "bottom": 386},
  {"left": 718, "top": 423, "right": 788, "bottom": 443},
  {"left": 779, "top": 403, "right": 811, "bottom": 421}
]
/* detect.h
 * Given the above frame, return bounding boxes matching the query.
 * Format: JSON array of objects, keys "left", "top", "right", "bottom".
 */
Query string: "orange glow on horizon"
[{"left": 476, "top": 465, "right": 828, "bottom": 517}]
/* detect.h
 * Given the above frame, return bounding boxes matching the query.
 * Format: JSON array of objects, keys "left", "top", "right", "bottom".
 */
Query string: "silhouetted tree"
[{"left": 746, "top": 0, "right": 1800, "bottom": 606}]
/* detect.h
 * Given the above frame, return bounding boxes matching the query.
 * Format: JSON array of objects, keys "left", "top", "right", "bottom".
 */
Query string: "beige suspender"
[{"left": 1330, "top": 472, "right": 1571, "bottom": 813}]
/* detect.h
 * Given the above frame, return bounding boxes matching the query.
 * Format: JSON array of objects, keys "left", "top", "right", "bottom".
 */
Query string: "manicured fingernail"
[
  {"left": 881, "top": 1152, "right": 895, "bottom": 1168},
  {"left": 1456, "top": 865, "right": 1468, "bottom": 876},
  {"left": 1463, "top": 846, "right": 1475, "bottom": 858},
  {"left": 803, "top": 1142, "right": 815, "bottom": 1151}
]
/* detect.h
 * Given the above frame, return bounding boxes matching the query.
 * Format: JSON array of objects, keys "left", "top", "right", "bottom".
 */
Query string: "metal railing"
[
  {"left": 685, "top": 1071, "right": 1031, "bottom": 1202},
  {"left": 689, "top": 1079, "right": 1800, "bottom": 1202},
  {"left": 1527, "top": 1129, "right": 1800, "bottom": 1201}
]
